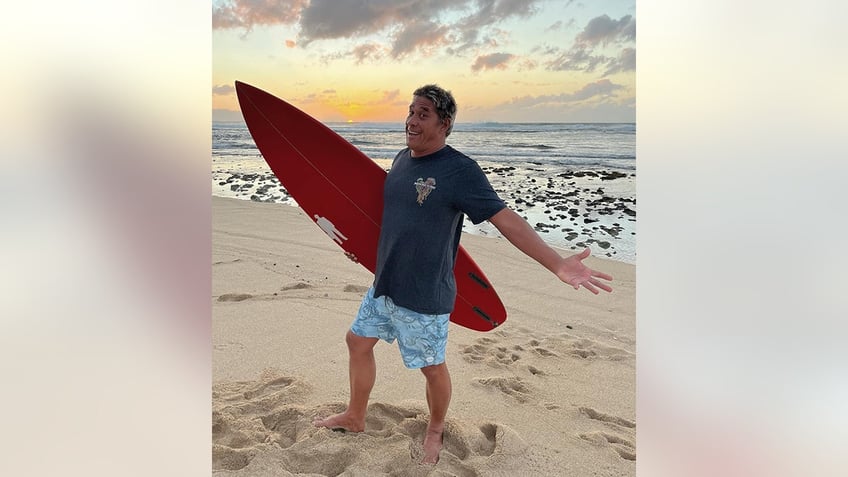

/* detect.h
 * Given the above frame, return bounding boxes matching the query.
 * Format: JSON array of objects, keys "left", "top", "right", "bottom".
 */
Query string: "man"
[{"left": 314, "top": 84, "right": 613, "bottom": 464}]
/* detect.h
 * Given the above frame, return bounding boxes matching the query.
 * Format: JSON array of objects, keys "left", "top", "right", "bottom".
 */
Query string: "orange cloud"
[
  {"left": 471, "top": 52, "right": 516, "bottom": 72},
  {"left": 213, "top": 0, "right": 308, "bottom": 30}
]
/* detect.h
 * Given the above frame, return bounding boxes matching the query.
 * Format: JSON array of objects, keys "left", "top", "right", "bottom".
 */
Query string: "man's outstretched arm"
[{"left": 487, "top": 207, "right": 613, "bottom": 294}]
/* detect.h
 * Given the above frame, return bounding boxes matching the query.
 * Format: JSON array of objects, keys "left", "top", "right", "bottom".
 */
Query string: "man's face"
[{"left": 405, "top": 96, "right": 449, "bottom": 157}]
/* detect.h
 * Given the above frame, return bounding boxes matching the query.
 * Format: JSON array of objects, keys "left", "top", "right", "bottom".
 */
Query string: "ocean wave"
[
  {"left": 214, "top": 121, "right": 636, "bottom": 173},
  {"left": 348, "top": 139, "right": 381, "bottom": 146},
  {"left": 504, "top": 143, "right": 558, "bottom": 150}
]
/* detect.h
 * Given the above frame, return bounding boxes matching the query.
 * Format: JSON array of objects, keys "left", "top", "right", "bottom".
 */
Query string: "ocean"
[{"left": 212, "top": 121, "right": 636, "bottom": 264}]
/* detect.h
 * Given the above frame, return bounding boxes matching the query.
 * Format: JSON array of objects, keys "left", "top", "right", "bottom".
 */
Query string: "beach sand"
[{"left": 212, "top": 196, "right": 635, "bottom": 476}]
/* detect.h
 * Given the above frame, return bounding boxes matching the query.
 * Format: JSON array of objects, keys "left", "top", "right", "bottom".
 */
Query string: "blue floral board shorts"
[{"left": 351, "top": 287, "right": 450, "bottom": 369}]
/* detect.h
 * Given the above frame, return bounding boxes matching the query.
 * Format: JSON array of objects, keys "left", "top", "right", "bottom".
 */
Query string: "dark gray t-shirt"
[{"left": 372, "top": 145, "right": 506, "bottom": 314}]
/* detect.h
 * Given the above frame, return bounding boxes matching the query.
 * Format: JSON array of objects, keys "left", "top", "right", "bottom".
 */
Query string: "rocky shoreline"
[{"left": 212, "top": 164, "right": 636, "bottom": 263}]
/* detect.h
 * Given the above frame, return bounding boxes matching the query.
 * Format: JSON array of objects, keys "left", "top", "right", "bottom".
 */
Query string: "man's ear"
[{"left": 442, "top": 117, "right": 452, "bottom": 134}]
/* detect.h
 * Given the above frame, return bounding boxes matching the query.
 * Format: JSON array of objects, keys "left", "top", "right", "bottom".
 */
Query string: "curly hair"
[{"left": 412, "top": 84, "right": 457, "bottom": 136}]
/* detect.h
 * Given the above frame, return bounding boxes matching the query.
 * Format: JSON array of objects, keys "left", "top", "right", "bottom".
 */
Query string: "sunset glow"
[{"left": 213, "top": 0, "right": 636, "bottom": 123}]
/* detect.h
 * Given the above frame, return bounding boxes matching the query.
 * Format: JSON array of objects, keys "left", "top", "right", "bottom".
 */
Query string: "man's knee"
[
  {"left": 346, "top": 329, "right": 377, "bottom": 353},
  {"left": 419, "top": 362, "right": 448, "bottom": 379}
]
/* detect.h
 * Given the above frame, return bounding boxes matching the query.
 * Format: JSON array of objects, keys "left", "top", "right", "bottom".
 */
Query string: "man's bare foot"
[
  {"left": 312, "top": 411, "right": 365, "bottom": 433},
  {"left": 421, "top": 427, "right": 444, "bottom": 465}
]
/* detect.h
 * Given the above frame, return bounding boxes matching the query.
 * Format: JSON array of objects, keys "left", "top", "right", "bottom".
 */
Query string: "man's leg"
[
  {"left": 420, "top": 362, "right": 451, "bottom": 464},
  {"left": 313, "top": 330, "right": 378, "bottom": 432}
]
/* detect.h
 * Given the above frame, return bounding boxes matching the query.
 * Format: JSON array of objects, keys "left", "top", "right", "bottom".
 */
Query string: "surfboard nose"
[
  {"left": 235, "top": 81, "right": 278, "bottom": 108},
  {"left": 234, "top": 80, "right": 261, "bottom": 98}
]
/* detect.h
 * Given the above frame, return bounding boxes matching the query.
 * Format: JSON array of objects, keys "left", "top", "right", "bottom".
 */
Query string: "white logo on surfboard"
[{"left": 314, "top": 215, "right": 348, "bottom": 244}]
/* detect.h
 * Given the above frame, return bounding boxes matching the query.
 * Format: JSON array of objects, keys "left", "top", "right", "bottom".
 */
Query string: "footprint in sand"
[
  {"left": 567, "top": 337, "right": 633, "bottom": 361},
  {"left": 212, "top": 370, "right": 312, "bottom": 471},
  {"left": 280, "top": 282, "right": 311, "bottom": 291},
  {"left": 218, "top": 284, "right": 320, "bottom": 304},
  {"left": 213, "top": 374, "right": 529, "bottom": 475},
  {"left": 461, "top": 341, "right": 522, "bottom": 368},
  {"left": 217, "top": 293, "right": 253, "bottom": 302},
  {"left": 213, "top": 258, "right": 242, "bottom": 265},
  {"left": 459, "top": 329, "right": 559, "bottom": 376},
  {"left": 578, "top": 406, "right": 635, "bottom": 429},
  {"left": 460, "top": 331, "right": 526, "bottom": 367},
  {"left": 259, "top": 407, "right": 310, "bottom": 449},
  {"left": 441, "top": 421, "right": 527, "bottom": 461},
  {"left": 342, "top": 284, "right": 369, "bottom": 293},
  {"left": 308, "top": 402, "right": 526, "bottom": 475},
  {"left": 577, "top": 406, "right": 636, "bottom": 461},
  {"left": 533, "top": 347, "right": 558, "bottom": 357},
  {"left": 460, "top": 327, "right": 633, "bottom": 373},
  {"left": 387, "top": 413, "right": 527, "bottom": 471},
  {"left": 472, "top": 376, "right": 533, "bottom": 403},
  {"left": 213, "top": 341, "right": 246, "bottom": 352},
  {"left": 579, "top": 430, "right": 636, "bottom": 461}
]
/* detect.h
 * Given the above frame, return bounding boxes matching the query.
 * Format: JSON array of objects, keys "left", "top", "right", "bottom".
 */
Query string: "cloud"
[
  {"left": 518, "top": 58, "right": 538, "bottom": 70},
  {"left": 546, "top": 46, "right": 607, "bottom": 72},
  {"left": 212, "top": 84, "right": 235, "bottom": 95},
  {"left": 502, "top": 78, "right": 624, "bottom": 108},
  {"left": 212, "top": 0, "right": 308, "bottom": 30},
  {"left": 298, "top": 0, "right": 396, "bottom": 42},
  {"left": 319, "top": 42, "right": 391, "bottom": 65},
  {"left": 215, "top": 0, "right": 547, "bottom": 61},
  {"left": 545, "top": 14, "right": 636, "bottom": 74},
  {"left": 567, "top": 78, "right": 624, "bottom": 100},
  {"left": 575, "top": 14, "right": 635, "bottom": 47},
  {"left": 297, "top": 0, "right": 539, "bottom": 56},
  {"left": 603, "top": 47, "right": 635, "bottom": 76},
  {"left": 376, "top": 89, "right": 402, "bottom": 105},
  {"left": 546, "top": 20, "right": 563, "bottom": 32},
  {"left": 467, "top": 78, "right": 631, "bottom": 121},
  {"left": 471, "top": 52, "right": 516, "bottom": 72},
  {"left": 213, "top": 0, "right": 633, "bottom": 75},
  {"left": 460, "top": 0, "right": 539, "bottom": 30},
  {"left": 351, "top": 43, "right": 388, "bottom": 63},
  {"left": 298, "top": 0, "right": 541, "bottom": 45},
  {"left": 448, "top": 0, "right": 541, "bottom": 54},
  {"left": 391, "top": 20, "right": 451, "bottom": 58},
  {"left": 298, "top": 0, "right": 469, "bottom": 44}
]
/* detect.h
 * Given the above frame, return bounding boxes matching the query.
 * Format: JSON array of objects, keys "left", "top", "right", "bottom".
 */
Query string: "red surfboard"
[{"left": 235, "top": 81, "right": 506, "bottom": 331}]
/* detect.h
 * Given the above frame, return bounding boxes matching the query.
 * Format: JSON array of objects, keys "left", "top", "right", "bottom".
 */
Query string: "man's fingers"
[
  {"left": 582, "top": 281, "right": 600, "bottom": 294},
  {"left": 590, "top": 278, "right": 613, "bottom": 293}
]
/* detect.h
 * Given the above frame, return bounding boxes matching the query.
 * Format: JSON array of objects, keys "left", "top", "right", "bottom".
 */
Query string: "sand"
[{"left": 212, "top": 196, "right": 635, "bottom": 476}]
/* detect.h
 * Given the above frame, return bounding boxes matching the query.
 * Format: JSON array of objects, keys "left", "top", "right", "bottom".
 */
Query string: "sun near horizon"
[{"left": 214, "top": 84, "right": 410, "bottom": 123}]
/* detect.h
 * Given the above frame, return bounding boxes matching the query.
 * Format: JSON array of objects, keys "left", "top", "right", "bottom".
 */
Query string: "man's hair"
[{"left": 413, "top": 84, "right": 457, "bottom": 136}]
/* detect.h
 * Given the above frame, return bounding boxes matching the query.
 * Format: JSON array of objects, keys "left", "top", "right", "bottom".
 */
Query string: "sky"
[{"left": 212, "top": 0, "right": 635, "bottom": 123}]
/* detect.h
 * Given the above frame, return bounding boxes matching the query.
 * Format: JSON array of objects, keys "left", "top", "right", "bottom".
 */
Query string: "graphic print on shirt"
[{"left": 414, "top": 177, "right": 437, "bottom": 205}]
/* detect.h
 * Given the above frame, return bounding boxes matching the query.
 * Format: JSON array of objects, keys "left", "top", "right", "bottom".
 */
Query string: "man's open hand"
[{"left": 555, "top": 248, "right": 613, "bottom": 294}]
